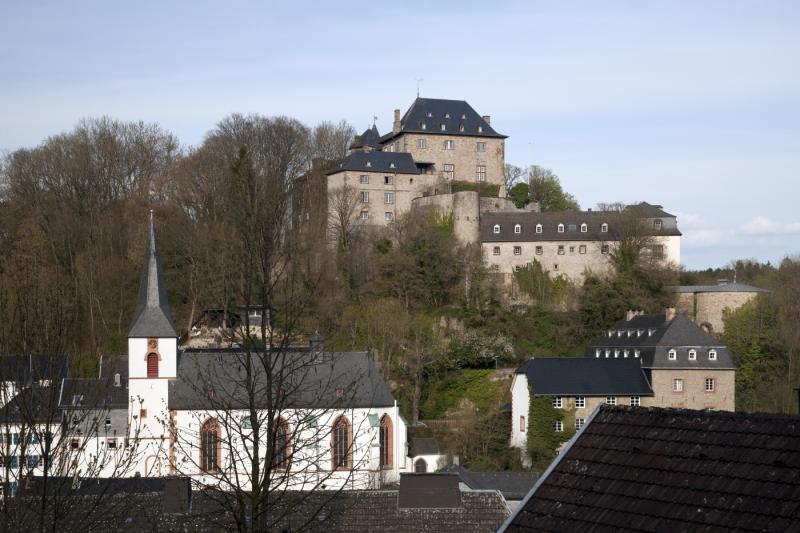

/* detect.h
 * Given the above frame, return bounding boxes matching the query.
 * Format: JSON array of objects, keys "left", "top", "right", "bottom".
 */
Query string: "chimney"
[
  {"left": 393, "top": 108, "right": 401, "bottom": 133},
  {"left": 482, "top": 115, "right": 491, "bottom": 125},
  {"left": 626, "top": 310, "right": 635, "bottom": 321},
  {"left": 665, "top": 307, "right": 676, "bottom": 322}
]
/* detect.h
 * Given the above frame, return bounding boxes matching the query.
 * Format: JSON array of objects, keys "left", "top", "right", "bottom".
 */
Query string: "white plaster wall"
[{"left": 510, "top": 374, "right": 529, "bottom": 448}]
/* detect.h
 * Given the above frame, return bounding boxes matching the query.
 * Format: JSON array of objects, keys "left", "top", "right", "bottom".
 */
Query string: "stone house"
[
  {"left": 511, "top": 309, "right": 736, "bottom": 451},
  {"left": 481, "top": 203, "right": 681, "bottom": 283}
]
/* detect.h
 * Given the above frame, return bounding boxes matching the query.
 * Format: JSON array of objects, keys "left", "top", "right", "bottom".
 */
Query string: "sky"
[{"left": 1, "top": 1, "right": 799, "bottom": 270}]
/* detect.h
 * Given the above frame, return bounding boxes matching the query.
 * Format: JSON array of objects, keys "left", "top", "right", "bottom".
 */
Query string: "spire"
[{"left": 128, "top": 211, "right": 177, "bottom": 338}]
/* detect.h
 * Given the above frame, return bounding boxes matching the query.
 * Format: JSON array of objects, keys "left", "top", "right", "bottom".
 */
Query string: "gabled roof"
[
  {"left": 168, "top": 349, "right": 395, "bottom": 410},
  {"left": 58, "top": 377, "right": 129, "bottom": 410},
  {"left": 348, "top": 124, "right": 381, "bottom": 150},
  {"left": 326, "top": 151, "right": 420, "bottom": 175},
  {"left": 381, "top": 97, "right": 507, "bottom": 142},
  {"left": 128, "top": 212, "right": 177, "bottom": 338},
  {"left": 441, "top": 464, "right": 540, "bottom": 500},
  {"left": 672, "top": 282, "right": 769, "bottom": 294},
  {"left": 0, "top": 385, "right": 61, "bottom": 423},
  {"left": 399, "top": 474, "right": 461, "bottom": 509},
  {"left": 515, "top": 357, "right": 653, "bottom": 396},
  {"left": 587, "top": 314, "right": 736, "bottom": 369},
  {"left": 622, "top": 201, "right": 675, "bottom": 218},
  {"left": 501, "top": 406, "right": 800, "bottom": 532},
  {"left": 408, "top": 437, "right": 441, "bottom": 456}
]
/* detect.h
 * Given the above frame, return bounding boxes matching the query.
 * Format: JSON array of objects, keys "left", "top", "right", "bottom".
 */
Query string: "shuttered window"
[{"left": 147, "top": 353, "right": 159, "bottom": 378}]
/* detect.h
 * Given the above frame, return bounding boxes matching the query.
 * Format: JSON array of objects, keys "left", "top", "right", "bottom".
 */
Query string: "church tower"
[{"left": 127, "top": 212, "right": 177, "bottom": 473}]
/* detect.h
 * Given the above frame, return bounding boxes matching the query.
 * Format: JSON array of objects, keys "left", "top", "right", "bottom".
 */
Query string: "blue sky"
[{"left": 2, "top": 1, "right": 799, "bottom": 269}]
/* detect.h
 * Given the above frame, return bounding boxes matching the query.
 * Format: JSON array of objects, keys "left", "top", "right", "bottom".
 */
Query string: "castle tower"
[{"left": 127, "top": 211, "right": 177, "bottom": 474}]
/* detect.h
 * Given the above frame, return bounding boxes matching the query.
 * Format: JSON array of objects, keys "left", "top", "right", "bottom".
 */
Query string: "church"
[{"left": 1, "top": 214, "right": 439, "bottom": 493}]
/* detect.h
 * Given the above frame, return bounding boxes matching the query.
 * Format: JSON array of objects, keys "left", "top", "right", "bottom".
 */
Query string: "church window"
[
  {"left": 200, "top": 419, "right": 220, "bottom": 473},
  {"left": 379, "top": 415, "right": 393, "bottom": 469},
  {"left": 332, "top": 416, "right": 352, "bottom": 470},
  {"left": 414, "top": 458, "right": 428, "bottom": 473}
]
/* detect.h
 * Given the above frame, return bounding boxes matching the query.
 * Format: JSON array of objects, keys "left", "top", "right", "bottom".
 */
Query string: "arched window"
[
  {"left": 146, "top": 353, "right": 159, "bottom": 378},
  {"left": 274, "top": 418, "right": 290, "bottom": 470},
  {"left": 379, "top": 415, "right": 393, "bottom": 469},
  {"left": 514, "top": 224, "right": 521, "bottom": 234},
  {"left": 493, "top": 224, "right": 500, "bottom": 234},
  {"left": 557, "top": 223, "right": 564, "bottom": 233},
  {"left": 331, "top": 416, "right": 352, "bottom": 470},
  {"left": 668, "top": 349, "right": 677, "bottom": 361},
  {"left": 535, "top": 224, "right": 542, "bottom": 234},
  {"left": 414, "top": 458, "right": 427, "bottom": 473},
  {"left": 200, "top": 419, "right": 220, "bottom": 473},
  {"left": 601, "top": 223, "right": 608, "bottom": 233},
  {"left": 580, "top": 223, "right": 588, "bottom": 233}
]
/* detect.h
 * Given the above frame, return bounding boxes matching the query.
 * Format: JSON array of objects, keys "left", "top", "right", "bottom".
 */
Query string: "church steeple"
[{"left": 128, "top": 211, "right": 177, "bottom": 338}]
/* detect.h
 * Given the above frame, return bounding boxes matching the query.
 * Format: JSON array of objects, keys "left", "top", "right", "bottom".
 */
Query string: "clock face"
[{"left": 148, "top": 339, "right": 158, "bottom": 351}]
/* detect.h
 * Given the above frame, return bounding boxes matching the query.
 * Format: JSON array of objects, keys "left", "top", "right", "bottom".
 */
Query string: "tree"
[
  {"left": 527, "top": 166, "right": 579, "bottom": 212},
  {"left": 508, "top": 182, "right": 530, "bottom": 209},
  {"left": 503, "top": 164, "right": 525, "bottom": 193}
]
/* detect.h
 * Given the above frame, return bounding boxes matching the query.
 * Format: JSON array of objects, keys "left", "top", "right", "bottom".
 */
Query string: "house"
[
  {"left": 327, "top": 98, "right": 506, "bottom": 229},
  {"left": 0, "top": 354, "right": 68, "bottom": 407},
  {"left": 510, "top": 357, "right": 654, "bottom": 450},
  {"left": 481, "top": 202, "right": 681, "bottom": 282},
  {"left": 672, "top": 281, "right": 769, "bottom": 335},
  {"left": 499, "top": 406, "right": 800, "bottom": 532},
  {"left": 586, "top": 309, "right": 736, "bottom": 411},
  {"left": 407, "top": 436, "right": 446, "bottom": 473}
]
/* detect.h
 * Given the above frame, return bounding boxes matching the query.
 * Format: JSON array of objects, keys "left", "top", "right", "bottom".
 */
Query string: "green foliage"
[
  {"left": 429, "top": 210, "right": 454, "bottom": 233},
  {"left": 514, "top": 260, "right": 572, "bottom": 306},
  {"left": 420, "top": 369, "right": 500, "bottom": 419},
  {"left": 528, "top": 166, "right": 579, "bottom": 211},
  {"left": 527, "top": 389, "right": 575, "bottom": 469},
  {"left": 451, "top": 180, "right": 500, "bottom": 197},
  {"left": 446, "top": 330, "right": 515, "bottom": 369},
  {"left": 508, "top": 182, "right": 530, "bottom": 208}
]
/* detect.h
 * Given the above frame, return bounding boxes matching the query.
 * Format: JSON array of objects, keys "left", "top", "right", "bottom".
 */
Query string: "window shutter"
[{"left": 147, "top": 353, "right": 159, "bottom": 378}]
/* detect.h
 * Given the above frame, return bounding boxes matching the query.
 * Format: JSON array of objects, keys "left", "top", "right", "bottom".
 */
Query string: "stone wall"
[
  {"left": 385, "top": 133, "right": 505, "bottom": 189},
  {"left": 676, "top": 290, "right": 761, "bottom": 335},
  {"left": 412, "top": 191, "right": 481, "bottom": 245},
  {"left": 483, "top": 240, "right": 616, "bottom": 282},
  {"left": 648, "top": 369, "right": 735, "bottom": 411}
]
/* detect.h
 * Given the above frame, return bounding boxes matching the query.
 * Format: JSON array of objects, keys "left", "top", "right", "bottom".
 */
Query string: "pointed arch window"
[
  {"left": 331, "top": 416, "right": 352, "bottom": 470},
  {"left": 379, "top": 415, "right": 393, "bottom": 469},
  {"left": 274, "top": 418, "right": 290, "bottom": 470},
  {"left": 146, "top": 353, "right": 159, "bottom": 378},
  {"left": 200, "top": 419, "right": 220, "bottom": 473}
]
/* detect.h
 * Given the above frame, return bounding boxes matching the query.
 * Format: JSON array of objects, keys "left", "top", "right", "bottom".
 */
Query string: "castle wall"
[
  {"left": 412, "top": 191, "right": 481, "bottom": 245},
  {"left": 676, "top": 290, "right": 761, "bottom": 335}
]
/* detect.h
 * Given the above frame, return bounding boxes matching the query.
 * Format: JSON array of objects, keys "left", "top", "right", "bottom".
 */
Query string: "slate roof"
[
  {"left": 481, "top": 208, "right": 681, "bottom": 243},
  {"left": 515, "top": 357, "right": 653, "bottom": 396},
  {"left": 128, "top": 212, "right": 178, "bottom": 338},
  {"left": 99, "top": 354, "right": 128, "bottom": 380},
  {"left": 0, "top": 354, "right": 69, "bottom": 384},
  {"left": 349, "top": 124, "right": 381, "bottom": 150},
  {"left": 587, "top": 314, "right": 736, "bottom": 370},
  {"left": 622, "top": 201, "right": 675, "bottom": 218},
  {"left": 408, "top": 436, "right": 441, "bottom": 456},
  {"left": 672, "top": 283, "right": 769, "bottom": 294},
  {"left": 168, "top": 349, "right": 395, "bottom": 410},
  {"left": 58, "top": 377, "right": 129, "bottom": 410},
  {"left": 501, "top": 406, "right": 800, "bottom": 532},
  {"left": 381, "top": 98, "right": 506, "bottom": 142},
  {"left": 399, "top": 473, "right": 462, "bottom": 509},
  {"left": 0, "top": 385, "right": 61, "bottom": 423},
  {"left": 326, "top": 151, "right": 420, "bottom": 175},
  {"left": 441, "top": 465, "right": 540, "bottom": 501}
]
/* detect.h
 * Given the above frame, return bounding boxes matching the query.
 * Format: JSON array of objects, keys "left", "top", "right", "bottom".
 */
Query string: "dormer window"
[
  {"left": 536, "top": 224, "right": 542, "bottom": 234},
  {"left": 623, "top": 349, "right": 629, "bottom": 358},
  {"left": 557, "top": 223, "right": 565, "bottom": 233},
  {"left": 421, "top": 122, "right": 427, "bottom": 130},
  {"left": 654, "top": 219, "right": 663, "bottom": 230},
  {"left": 595, "top": 349, "right": 601, "bottom": 358},
  {"left": 668, "top": 349, "right": 677, "bottom": 361},
  {"left": 427, "top": 112, "right": 433, "bottom": 118},
  {"left": 365, "top": 161, "right": 372, "bottom": 168},
  {"left": 627, "top": 330, "right": 632, "bottom": 338},
  {"left": 477, "top": 126, "right": 483, "bottom": 133},
  {"left": 614, "top": 349, "right": 620, "bottom": 358},
  {"left": 688, "top": 349, "right": 697, "bottom": 361},
  {"left": 461, "top": 113, "right": 466, "bottom": 119},
  {"left": 440, "top": 124, "right": 446, "bottom": 131},
  {"left": 708, "top": 349, "right": 717, "bottom": 361},
  {"left": 608, "top": 330, "right": 614, "bottom": 337},
  {"left": 637, "top": 330, "right": 643, "bottom": 337},
  {"left": 604, "top": 349, "right": 610, "bottom": 358},
  {"left": 459, "top": 124, "right": 465, "bottom": 132},
  {"left": 580, "top": 223, "right": 587, "bottom": 232},
  {"left": 444, "top": 113, "right": 450, "bottom": 119},
  {"left": 493, "top": 224, "right": 500, "bottom": 234},
  {"left": 601, "top": 223, "right": 608, "bottom": 232},
  {"left": 514, "top": 224, "right": 521, "bottom": 234},
  {"left": 617, "top": 330, "right": 623, "bottom": 338},
  {"left": 389, "top": 162, "right": 396, "bottom": 169},
  {"left": 634, "top": 349, "right": 640, "bottom": 358},
  {"left": 648, "top": 328, "right": 655, "bottom": 336}
]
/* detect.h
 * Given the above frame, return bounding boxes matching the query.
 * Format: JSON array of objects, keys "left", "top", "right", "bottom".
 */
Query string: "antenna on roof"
[
  {"left": 415, "top": 78, "right": 424, "bottom": 97},
  {"left": 372, "top": 115, "right": 377, "bottom": 126}
]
